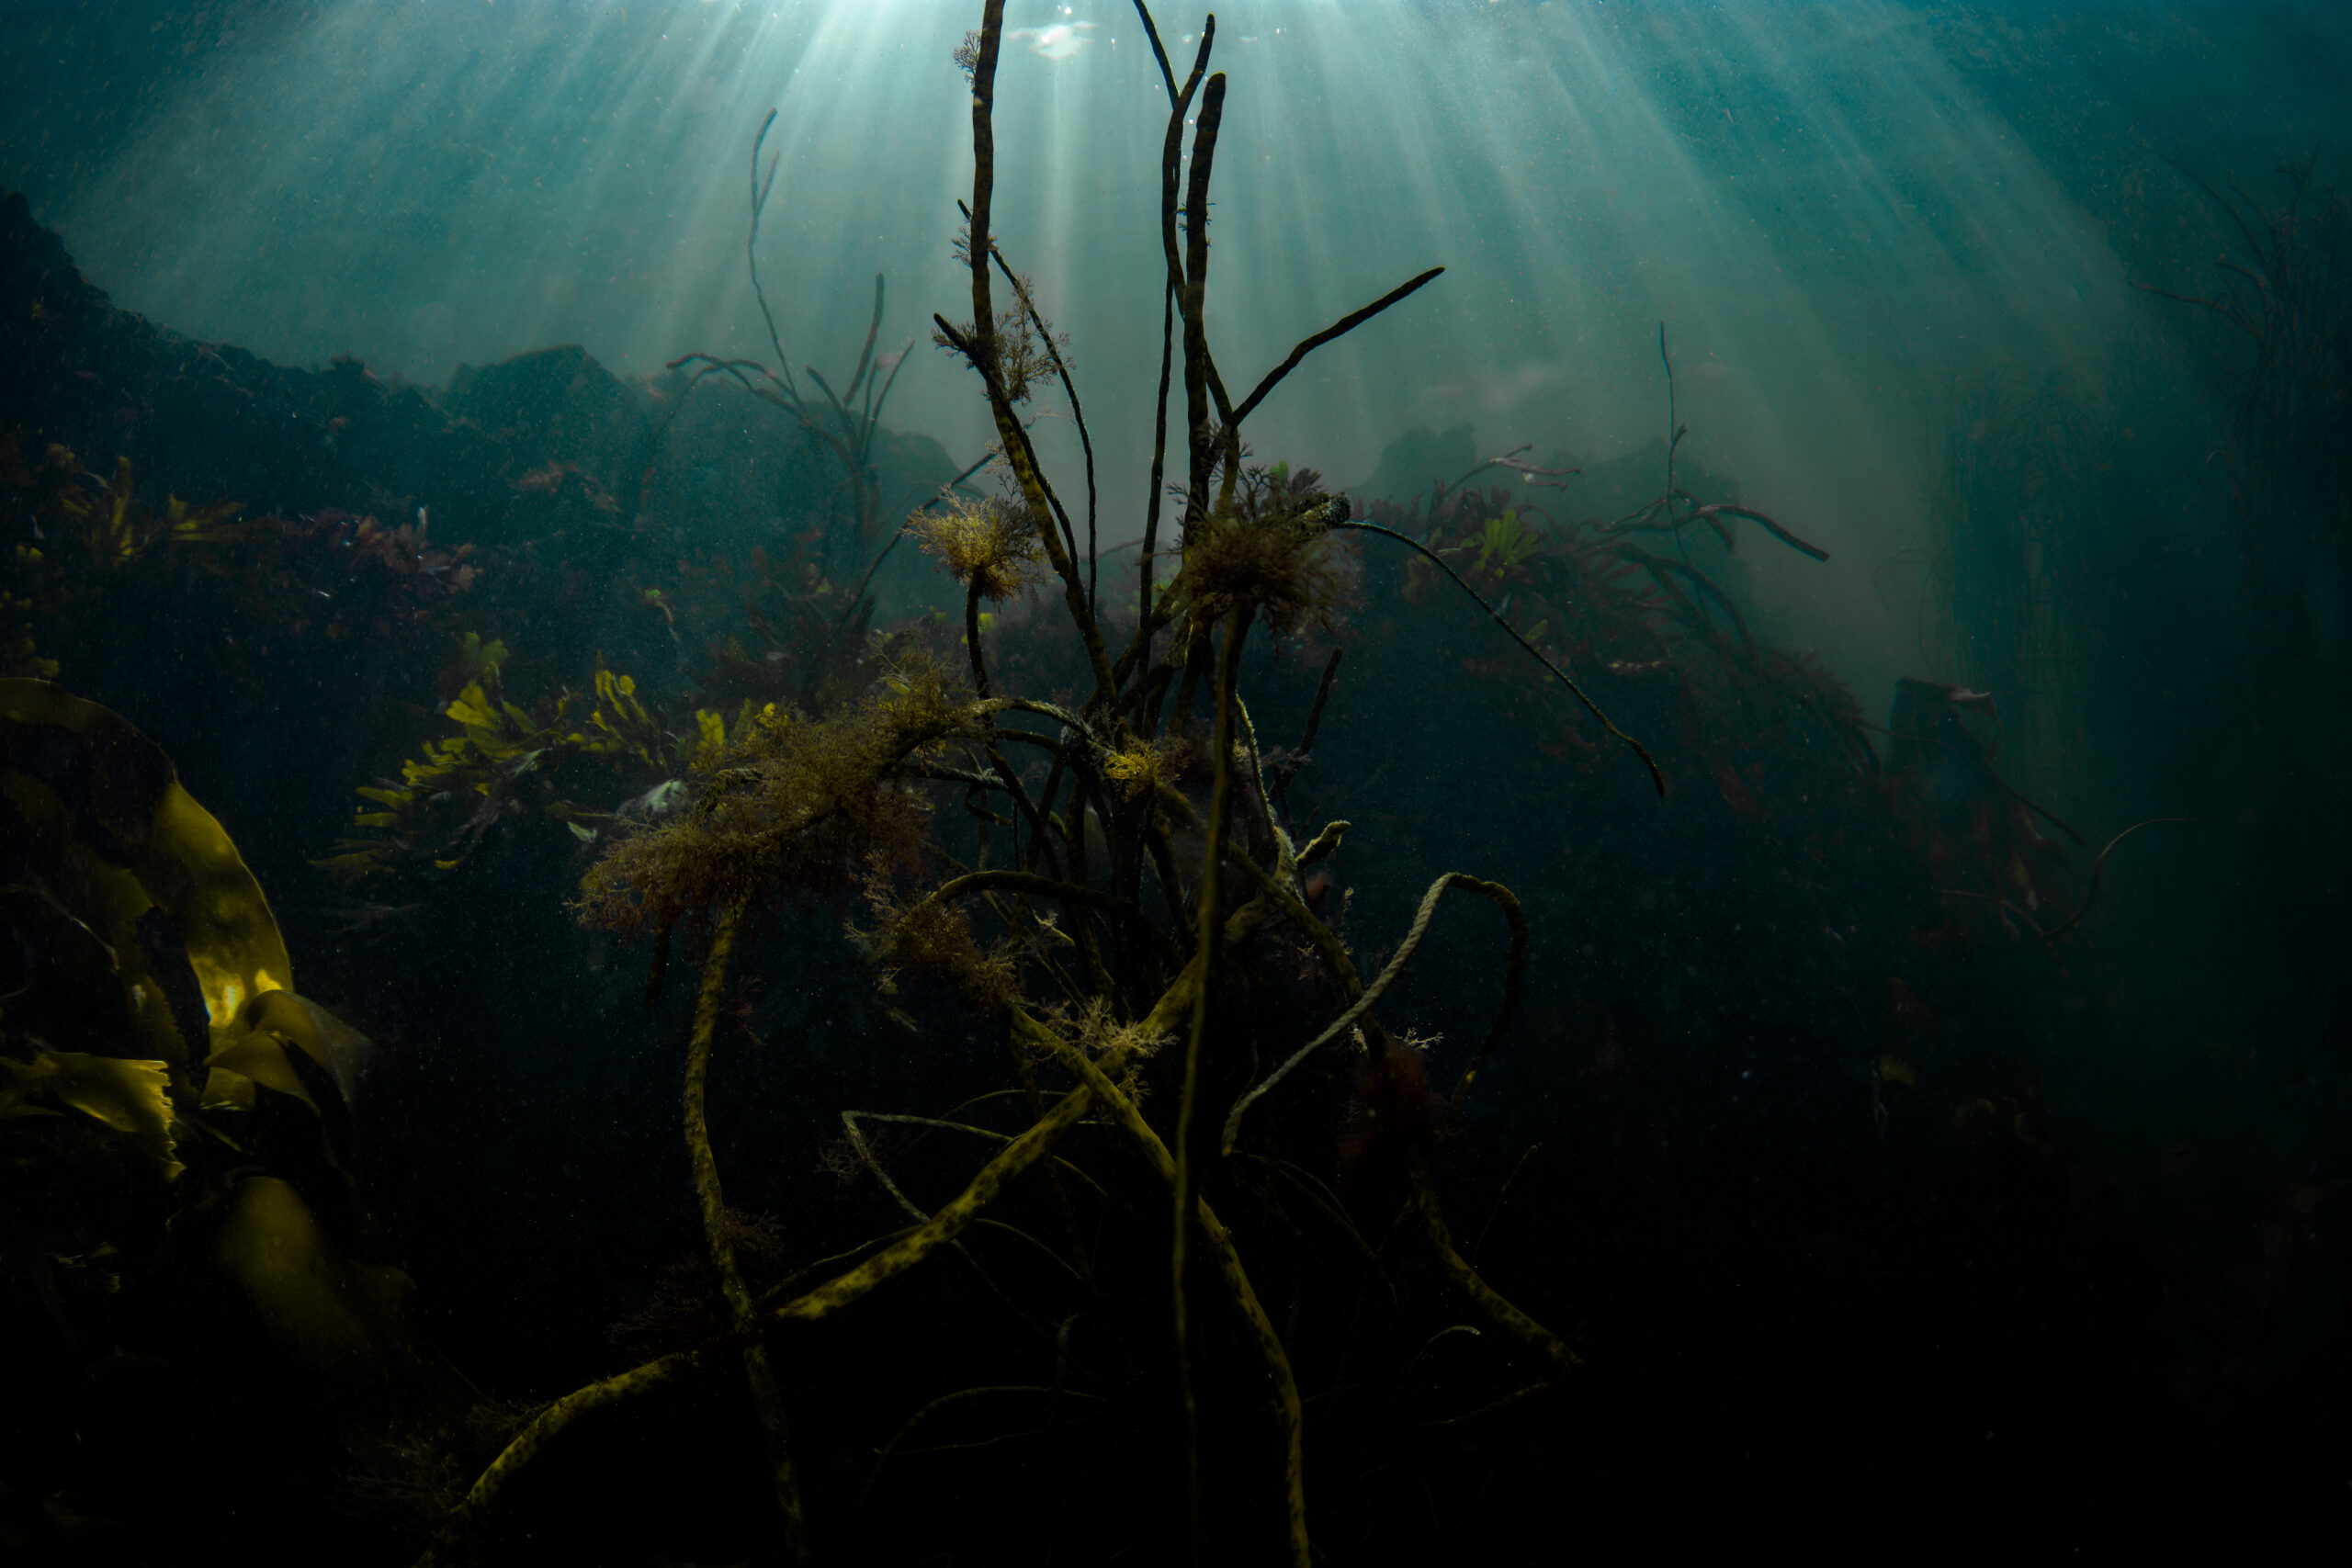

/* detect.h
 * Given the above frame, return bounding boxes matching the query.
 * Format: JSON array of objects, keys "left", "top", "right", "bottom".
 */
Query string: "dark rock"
[
  {"left": 0, "top": 188, "right": 654, "bottom": 546},
  {"left": 444, "top": 343, "right": 650, "bottom": 491}
]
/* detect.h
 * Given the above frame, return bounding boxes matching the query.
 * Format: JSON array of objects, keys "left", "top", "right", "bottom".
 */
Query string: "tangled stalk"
[{"left": 413, "top": 5, "right": 1612, "bottom": 1562}]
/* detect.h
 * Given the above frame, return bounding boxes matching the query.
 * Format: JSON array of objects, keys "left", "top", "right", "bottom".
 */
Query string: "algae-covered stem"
[
  {"left": 1138, "top": 280, "right": 1178, "bottom": 669},
  {"left": 684, "top": 902, "right": 810, "bottom": 1560},
  {"left": 1219, "top": 871, "right": 1528, "bottom": 1156},
  {"left": 954, "top": 197, "right": 1101, "bottom": 598},
  {"left": 1182, "top": 74, "right": 1229, "bottom": 520},
  {"left": 420, "top": 6, "right": 1582, "bottom": 1562},
  {"left": 967, "top": 203, "right": 1102, "bottom": 613},
  {"left": 414, "top": 927, "right": 1110, "bottom": 1567},
  {"left": 1131, "top": 7, "right": 1214, "bottom": 679},
  {"left": 1019, "top": 1009, "right": 1311, "bottom": 1568},
  {"left": 1411, "top": 1152, "right": 1582, "bottom": 1378},
  {"left": 1171, "top": 603, "right": 1250, "bottom": 1557},
  {"left": 963, "top": 577, "right": 991, "bottom": 699},
  {"left": 1213, "top": 862, "right": 1579, "bottom": 1380},
  {"left": 959, "top": 0, "right": 1117, "bottom": 707},
  {"left": 1220, "top": 266, "right": 1445, "bottom": 441}
]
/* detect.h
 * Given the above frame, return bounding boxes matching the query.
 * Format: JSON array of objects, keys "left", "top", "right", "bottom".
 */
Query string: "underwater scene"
[{"left": 2, "top": 0, "right": 2349, "bottom": 1561}]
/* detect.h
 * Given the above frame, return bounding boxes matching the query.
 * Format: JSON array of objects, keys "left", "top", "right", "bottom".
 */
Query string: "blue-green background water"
[
  {"left": 4, "top": 1, "right": 2351, "bottom": 1560},
  {"left": 4, "top": 0, "right": 2341, "bottom": 728}
]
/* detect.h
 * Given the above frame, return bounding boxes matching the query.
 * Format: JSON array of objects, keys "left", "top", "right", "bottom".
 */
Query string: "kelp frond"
[
  {"left": 315, "top": 635, "right": 730, "bottom": 878},
  {"left": 1476, "top": 509, "right": 1543, "bottom": 576},
  {"left": 53, "top": 452, "right": 246, "bottom": 570}
]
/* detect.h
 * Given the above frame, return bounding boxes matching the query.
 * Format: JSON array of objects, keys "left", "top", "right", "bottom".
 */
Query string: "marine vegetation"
[
  {"left": 1357, "top": 333, "right": 1859, "bottom": 802},
  {"left": 0, "top": 434, "right": 488, "bottom": 687},
  {"left": 2135, "top": 154, "right": 2352, "bottom": 681},
  {"left": 405, "top": 6, "right": 1634, "bottom": 1562},
  {"left": 0, "top": 6, "right": 2240, "bottom": 1563},
  {"left": 375, "top": 0, "right": 2198, "bottom": 1558},
  {"left": 0, "top": 680, "right": 475, "bottom": 1560},
  {"left": 9, "top": 3, "right": 2346, "bottom": 1560},
  {"left": 311, "top": 633, "right": 735, "bottom": 881},
  {"left": 0, "top": 439, "right": 246, "bottom": 677},
  {"left": 641, "top": 111, "right": 938, "bottom": 587}
]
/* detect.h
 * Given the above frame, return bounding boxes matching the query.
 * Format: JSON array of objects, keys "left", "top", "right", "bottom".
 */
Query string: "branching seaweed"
[{"left": 413, "top": 6, "right": 1623, "bottom": 1564}]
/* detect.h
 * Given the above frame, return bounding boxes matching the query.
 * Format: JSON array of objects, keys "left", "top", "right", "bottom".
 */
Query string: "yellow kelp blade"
[
  {"left": 0, "top": 1048, "right": 183, "bottom": 1179},
  {"left": 0, "top": 679, "right": 292, "bottom": 1046},
  {"left": 206, "top": 1175, "right": 477, "bottom": 1442},
  {"left": 202, "top": 987, "right": 377, "bottom": 1129}
]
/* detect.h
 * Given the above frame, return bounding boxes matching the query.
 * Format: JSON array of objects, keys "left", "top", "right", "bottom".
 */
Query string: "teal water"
[{"left": 2, "top": 2, "right": 2349, "bottom": 1562}]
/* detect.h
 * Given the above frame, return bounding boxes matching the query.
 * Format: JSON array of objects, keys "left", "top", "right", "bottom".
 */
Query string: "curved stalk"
[
  {"left": 685, "top": 903, "right": 810, "bottom": 1562},
  {"left": 1220, "top": 872, "right": 1522, "bottom": 1156},
  {"left": 416, "top": 1074, "right": 1099, "bottom": 1566},
  {"left": 1411, "top": 1152, "right": 1581, "bottom": 1379},
  {"left": 1336, "top": 519, "right": 1668, "bottom": 795},
  {"left": 1014, "top": 1011, "right": 1310, "bottom": 1568}
]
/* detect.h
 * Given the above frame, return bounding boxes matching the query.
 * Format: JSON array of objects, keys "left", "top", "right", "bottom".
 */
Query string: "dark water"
[{"left": 2, "top": 1, "right": 2348, "bottom": 1562}]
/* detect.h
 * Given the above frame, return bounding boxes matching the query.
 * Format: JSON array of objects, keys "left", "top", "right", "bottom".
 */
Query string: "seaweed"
[
  {"left": 1358, "top": 423, "right": 1865, "bottom": 801},
  {"left": 0, "top": 17, "right": 2292, "bottom": 1562},
  {"left": 2136, "top": 153, "right": 2352, "bottom": 672},
  {"left": 407, "top": 7, "right": 1584, "bottom": 1563},
  {"left": 0, "top": 439, "right": 493, "bottom": 715},
  {"left": 377, "top": 6, "right": 2199, "bottom": 1565},
  {"left": 312, "top": 634, "right": 731, "bottom": 881},
  {"left": 0, "top": 681, "right": 476, "bottom": 1550},
  {"left": 2134, "top": 153, "right": 2352, "bottom": 962},
  {"left": 0, "top": 444, "right": 246, "bottom": 678},
  {"left": 639, "top": 116, "right": 922, "bottom": 588}
]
